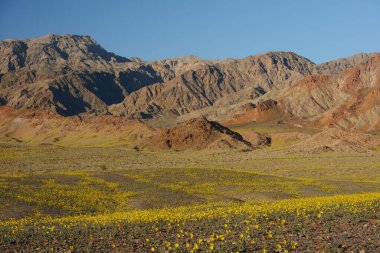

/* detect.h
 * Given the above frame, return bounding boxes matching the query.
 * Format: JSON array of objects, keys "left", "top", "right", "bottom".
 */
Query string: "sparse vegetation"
[
  {"left": 1, "top": 193, "right": 379, "bottom": 252},
  {"left": 0, "top": 144, "right": 379, "bottom": 252}
]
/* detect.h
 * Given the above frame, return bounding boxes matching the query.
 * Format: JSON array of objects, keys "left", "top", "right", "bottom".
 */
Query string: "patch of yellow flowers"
[
  {"left": 2, "top": 176, "right": 134, "bottom": 214},
  {"left": 1, "top": 192, "right": 379, "bottom": 229}
]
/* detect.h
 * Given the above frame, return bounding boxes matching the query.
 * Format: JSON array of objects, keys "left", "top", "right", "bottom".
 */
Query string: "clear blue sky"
[{"left": 1, "top": 0, "right": 379, "bottom": 63}]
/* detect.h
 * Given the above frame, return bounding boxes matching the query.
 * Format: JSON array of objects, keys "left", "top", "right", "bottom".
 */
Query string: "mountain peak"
[
  {"left": 37, "top": 33, "right": 98, "bottom": 44},
  {"left": 0, "top": 33, "right": 133, "bottom": 74},
  {"left": 1, "top": 34, "right": 98, "bottom": 45}
]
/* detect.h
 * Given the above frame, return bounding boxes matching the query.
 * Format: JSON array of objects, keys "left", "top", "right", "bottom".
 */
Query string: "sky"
[{"left": 0, "top": 0, "right": 379, "bottom": 63}]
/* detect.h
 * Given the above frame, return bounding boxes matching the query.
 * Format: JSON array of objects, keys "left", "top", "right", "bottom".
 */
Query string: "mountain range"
[{"left": 0, "top": 34, "right": 379, "bottom": 132}]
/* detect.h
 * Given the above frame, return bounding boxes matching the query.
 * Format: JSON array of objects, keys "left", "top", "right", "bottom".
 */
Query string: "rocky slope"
[
  {"left": 0, "top": 34, "right": 164, "bottom": 116},
  {"left": 291, "top": 128, "right": 380, "bottom": 153},
  {"left": 136, "top": 117, "right": 269, "bottom": 150},
  {"left": 0, "top": 34, "right": 379, "bottom": 131},
  {"left": 0, "top": 34, "right": 315, "bottom": 118},
  {"left": 109, "top": 52, "right": 315, "bottom": 117},
  {"left": 279, "top": 54, "right": 380, "bottom": 130},
  {"left": 312, "top": 53, "right": 378, "bottom": 75},
  {"left": 0, "top": 106, "right": 268, "bottom": 150},
  {"left": 0, "top": 106, "right": 154, "bottom": 147},
  {"left": 209, "top": 54, "right": 380, "bottom": 131}
]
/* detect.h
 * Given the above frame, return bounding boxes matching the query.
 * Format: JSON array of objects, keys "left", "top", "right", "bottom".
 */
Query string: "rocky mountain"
[
  {"left": 0, "top": 34, "right": 315, "bottom": 117},
  {"left": 181, "top": 54, "right": 380, "bottom": 131},
  {"left": 0, "top": 34, "right": 379, "bottom": 131},
  {"left": 0, "top": 34, "right": 164, "bottom": 116},
  {"left": 109, "top": 52, "right": 315, "bottom": 117},
  {"left": 279, "top": 55, "right": 380, "bottom": 130},
  {"left": 312, "top": 53, "right": 378, "bottom": 75}
]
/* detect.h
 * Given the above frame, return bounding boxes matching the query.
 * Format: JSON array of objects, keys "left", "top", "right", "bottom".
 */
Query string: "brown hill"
[
  {"left": 0, "top": 34, "right": 164, "bottom": 116},
  {"left": 170, "top": 54, "right": 380, "bottom": 127},
  {"left": 223, "top": 99, "right": 284, "bottom": 125},
  {"left": 279, "top": 54, "right": 380, "bottom": 130},
  {"left": 0, "top": 106, "right": 154, "bottom": 147},
  {"left": 312, "top": 53, "right": 378, "bottom": 75},
  {"left": 1, "top": 34, "right": 379, "bottom": 132},
  {"left": 0, "top": 106, "right": 269, "bottom": 150},
  {"left": 0, "top": 34, "right": 316, "bottom": 117},
  {"left": 137, "top": 117, "right": 270, "bottom": 150},
  {"left": 291, "top": 128, "right": 380, "bottom": 153},
  {"left": 109, "top": 52, "right": 315, "bottom": 117}
]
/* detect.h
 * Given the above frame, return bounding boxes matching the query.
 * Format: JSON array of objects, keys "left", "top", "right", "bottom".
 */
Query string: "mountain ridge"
[{"left": 0, "top": 34, "right": 379, "bottom": 130}]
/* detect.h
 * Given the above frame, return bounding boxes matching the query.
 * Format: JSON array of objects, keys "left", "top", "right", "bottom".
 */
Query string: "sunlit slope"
[{"left": 0, "top": 106, "right": 153, "bottom": 147}]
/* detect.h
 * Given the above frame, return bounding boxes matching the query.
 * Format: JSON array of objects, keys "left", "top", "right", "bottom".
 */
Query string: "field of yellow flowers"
[
  {"left": 0, "top": 145, "right": 379, "bottom": 252},
  {"left": 1, "top": 193, "right": 379, "bottom": 252}
]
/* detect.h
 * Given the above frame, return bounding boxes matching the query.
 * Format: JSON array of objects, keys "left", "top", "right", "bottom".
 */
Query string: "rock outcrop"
[{"left": 137, "top": 117, "right": 269, "bottom": 150}]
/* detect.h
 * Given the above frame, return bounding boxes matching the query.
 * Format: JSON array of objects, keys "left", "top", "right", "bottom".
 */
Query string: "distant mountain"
[
  {"left": 110, "top": 51, "right": 315, "bottom": 117},
  {"left": 279, "top": 55, "right": 380, "bottom": 130},
  {"left": 0, "top": 34, "right": 379, "bottom": 130},
  {"left": 0, "top": 34, "right": 315, "bottom": 117},
  {"left": 0, "top": 34, "right": 162, "bottom": 115},
  {"left": 312, "top": 53, "right": 378, "bottom": 75}
]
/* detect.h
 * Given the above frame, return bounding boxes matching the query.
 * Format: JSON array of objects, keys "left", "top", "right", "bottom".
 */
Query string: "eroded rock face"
[
  {"left": 110, "top": 52, "right": 316, "bottom": 117},
  {"left": 137, "top": 117, "right": 269, "bottom": 150},
  {"left": 257, "top": 99, "right": 278, "bottom": 112},
  {"left": 279, "top": 55, "right": 380, "bottom": 130},
  {"left": 0, "top": 34, "right": 379, "bottom": 131},
  {"left": 0, "top": 34, "right": 163, "bottom": 116},
  {"left": 0, "top": 34, "right": 316, "bottom": 117}
]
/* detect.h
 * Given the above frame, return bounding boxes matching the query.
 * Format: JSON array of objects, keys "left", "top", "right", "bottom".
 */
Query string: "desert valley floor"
[
  {"left": 1, "top": 121, "right": 379, "bottom": 252},
  {"left": 1, "top": 33, "right": 380, "bottom": 252}
]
